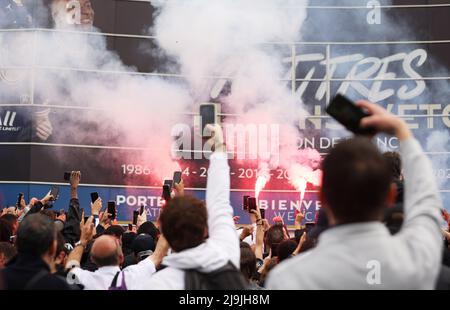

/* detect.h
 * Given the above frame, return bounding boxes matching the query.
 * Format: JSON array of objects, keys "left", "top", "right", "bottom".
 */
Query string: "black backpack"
[{"left": 185, "top": 261, "right": 249, "bottom": 290}]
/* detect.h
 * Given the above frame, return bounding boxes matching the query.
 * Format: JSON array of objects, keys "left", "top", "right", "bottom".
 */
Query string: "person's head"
[
  {"left": 0, "top": 242, "right": 17, "bottom": 268},
  {"left": 1, "top": 213, "right": 18, "bottom": 235},
  {"left": 131, "top": 234, "right": 155, "bottom": 262},
  {"left": 265, "top": 225, "right": 285, "bottom": 255},
  {"left": 90, "top": 235, "right": 123, "bottom": 267},
  {"left": 240, "top": 246, "right": 257, "bottom": 281},
  {"left": 383, "top": 152, "right": 402, "bottom": 182},
  {"left": 54, "top": 231, "right": 69, "bottom": 266},
  {"left": 51, "top": 0, "right": 94, "bottom": 28},
  {"left": 321, "top": 137, "right": 394, "bottom": 225},
  {"left": 277, "top": 240, "right": 297, "bottom": 262},
  {"left": 104, "top": 225, "right": 125, "bottom": 244},
  {"left": 159, "top": 196, "right": 208, "bottom": 252},
  {"left": 40, "top": 209, "right": 56, "bottom": 221},
  {"left": 0, "top": 219, "right": 13, "bottom": 243},
  {"left": 122, "top": 232, "right": 137, "bottom": 256},
  {"left": 15, "top": 214, "right": 57, "bottom": 264},
  {"left": 137, "top": 221, "right": 159, "bottom": 240}
]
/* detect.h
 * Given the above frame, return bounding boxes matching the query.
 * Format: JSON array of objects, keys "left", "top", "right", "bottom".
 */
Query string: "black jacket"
[
  {"left": 1, "top": 253, "right": 71, "bottom": 290},
  {"left": 62, "top": 198, "right": 82, "bottom": 246}
]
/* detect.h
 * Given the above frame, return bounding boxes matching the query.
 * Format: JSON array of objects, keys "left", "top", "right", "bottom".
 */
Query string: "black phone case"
[{"left": 326, "top": 94, "right": 376, "bottom": 135}]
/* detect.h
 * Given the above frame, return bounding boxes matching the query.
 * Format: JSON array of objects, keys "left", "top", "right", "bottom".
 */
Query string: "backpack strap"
[{"left": 110, "top": 271, "right": 120, "bottom": 288}]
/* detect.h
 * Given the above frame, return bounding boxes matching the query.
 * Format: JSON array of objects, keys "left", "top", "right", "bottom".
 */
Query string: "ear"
[
  {"left": 119, "top": 253, "right": 124, "bottom": 266},
  {"left": 386, "top": 182, "right": 397, "bottom": 207}
]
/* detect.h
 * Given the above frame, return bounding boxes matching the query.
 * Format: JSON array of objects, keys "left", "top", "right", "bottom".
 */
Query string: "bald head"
[{"left": 91, "top": 235, "right": 123, "bottom": 267}]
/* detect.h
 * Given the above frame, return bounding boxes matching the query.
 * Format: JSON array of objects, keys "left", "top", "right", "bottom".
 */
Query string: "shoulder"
[
  {"left": 31, "top": 273, "right": 71, "bottom": 290},
  {"left": 266, "top": 252, "right": 313, "bottom": 289},
  {"left": 138, "top": 267, "right": 185, "bottom": 290}
]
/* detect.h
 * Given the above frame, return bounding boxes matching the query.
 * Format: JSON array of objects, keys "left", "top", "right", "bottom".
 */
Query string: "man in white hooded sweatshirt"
[{"left": 138, "top": 124, "right": 241, "bottom": 290}]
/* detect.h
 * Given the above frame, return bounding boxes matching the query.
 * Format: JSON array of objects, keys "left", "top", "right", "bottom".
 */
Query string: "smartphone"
[
  {"left": 133, "top": 210, "right": 139, "bottom": 226},
  {"left": 17, "top": 193, "right": 23, "bottom": 209},
  {"left": 164, "top": 179, "right": 174, "bottom": 190},
  {"left": 242, "top": 196, "right": 249, "bottom": 211},
  {"left": 173, "top": 171, "right": 182, "bottom": 185},
  {"left": 260, "top": 208, "right": 265, "bottom": 220},
  {"left": 128, "top": 223, "right": 133, "bottom": 231},
  {"left": 200, "top": 103, "right": 220, "bottom": 137},
  {"left": 139, "top": 205, "right": 144, "bottom": 215},
  {"left": 248, "top": 197, "right": 257, "bottom": 212},
  {"left": 162, "top": 184, "right": 171, "bottom": 201},
  {"left": 90, "top": 192, "right": 99, "bottom": 203},
  {"left": 326, "top": 94, "right": 376, "bottom": 135},
  {"left": 64, "top": 172, "right": 71, "bottom": 181},
  {"left": 107, "top": 201, "right": 116, "bottom": 219},
  {"left": 50, "top": 186, "right": 59, "bottom": 201}
]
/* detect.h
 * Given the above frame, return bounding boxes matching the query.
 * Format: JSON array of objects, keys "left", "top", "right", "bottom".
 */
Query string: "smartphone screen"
[
  {"left": 326, "top": 94, "right": 376, "bottom": 135},
  {"left": 173, "top": 171, "right": 182, "bottom": 185},
  {"left": 107, "top": 201, "right": 116, "bottom": 219},
  {"left": 260, "top": 208, "right": 265, "bottom": 220},
  {"left": 132, "top": 210, "right": 139, "bottom": 225},
  {"left": 90, "top": 192, "right": 99, "bottom": 203},
  {"left": 164, "top": 179, "right": 174, "bottom": 189},
  {"left": 162, "top": 184, "right": 171, "bottom": 201},
  {"left": 64, "top": 172, "right": 71, "bottom": 181},
  {"left": 50, "top": 186, "right": 59, "bottom": 200},
  {"left": 242, "top": 196, "right": 249, "bottom": 211},
  {"left": 200, "top": 104, "right": 217, "bottom": 137},
  {"left": 248, "top": 197, "right": 257, "bottom": 212},
  {"left": 17, "top": 193, "right": 23, "bottom": 208}
]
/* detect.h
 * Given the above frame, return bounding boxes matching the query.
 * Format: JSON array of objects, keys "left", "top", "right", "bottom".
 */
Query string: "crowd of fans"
[{"left": 0, "top": 104, "right": 450, "bottom": 290}]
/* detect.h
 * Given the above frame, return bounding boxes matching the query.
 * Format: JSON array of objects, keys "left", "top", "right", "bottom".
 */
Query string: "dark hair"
[
  {"left": 240, "top": 246, "right": 257, "bottom": 281},
  {"left": 277, "top": 240, "right": 297, "bottom": 262},
  {"left": 122, "top": 232, "right": 137, "bottom": 256},
  {"left": 0, "top": 219, "right": 13, "bottom": 243},
  {"left": 55, "top": 231, "right": 68, "bottom": 258},
  {"left": 104, "top": 225, "right": 125, "bottom": 239},
  {"left": 0, "top": 242, "right": 17, "bottom": 265},
  {"left": 0, "top": 214, "right": 18, "bottom": 226},
  {"left": 240, "top": 242, "right": 251, "bottom": 249},
  {"left": 160, "top": 195, "right": 208, "bottom": 252},
  {"left": 322, "top": 138, "right": 392, "bottom": 224},
  {"left": 137, "top": 221, "right": 159, "bottom": 240},
  {"left": 265, "top": 226, "right": 285, "bottom": 249},
  {"left": 40, "top": 209, "right": 56, "bottom": 221},
  {"left": 383, "top": 152, "right": 402, "bottom": 181},
  {"left": 16, "top": 214, "right": 56, "bottom": 256}
]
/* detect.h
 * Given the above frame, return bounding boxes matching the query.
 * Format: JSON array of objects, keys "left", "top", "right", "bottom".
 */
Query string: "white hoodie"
[{"left": 138, "top": 151, "right": 240, "bottom": 290}]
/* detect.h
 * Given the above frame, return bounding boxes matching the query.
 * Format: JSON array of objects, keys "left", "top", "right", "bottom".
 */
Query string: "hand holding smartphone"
[
  {"left": 326, "top": 94, "right": 376, "bottom": 135},
  {"left": 107, "top": 201, "right": 116, "bottom": 219}
]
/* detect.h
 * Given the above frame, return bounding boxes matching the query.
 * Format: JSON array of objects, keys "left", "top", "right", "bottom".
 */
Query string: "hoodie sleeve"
[{"left": 205, "top": 151, "right": 240, "bottom": 268}]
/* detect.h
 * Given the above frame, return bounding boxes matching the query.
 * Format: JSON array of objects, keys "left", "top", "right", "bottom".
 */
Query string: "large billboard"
[{"left": 1, "top": 0, "right": 449, "bottom": 224}]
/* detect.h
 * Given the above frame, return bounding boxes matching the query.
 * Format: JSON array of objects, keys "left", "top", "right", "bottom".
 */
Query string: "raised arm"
[
  {"left": 359, "top": 101, "right": 443, "bottom": 277},
  {"left": 204, "top": 124, "right": 240, "bottom": 267}
]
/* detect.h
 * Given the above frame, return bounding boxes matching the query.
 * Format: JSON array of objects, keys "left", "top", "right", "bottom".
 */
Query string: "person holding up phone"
[{"left": 268, "top": 100, "right": 444, "bottom": 290}]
